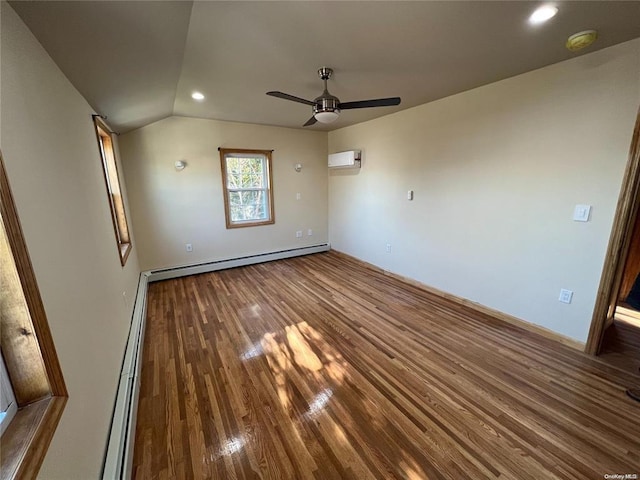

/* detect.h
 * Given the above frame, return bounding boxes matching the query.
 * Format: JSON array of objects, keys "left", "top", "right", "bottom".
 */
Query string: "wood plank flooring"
[
  {"left": 600, "top": 312, "right": 640, "bottom": 374},
  {"left": 133, "top": 251, "right": 640, "bottom": 479}
]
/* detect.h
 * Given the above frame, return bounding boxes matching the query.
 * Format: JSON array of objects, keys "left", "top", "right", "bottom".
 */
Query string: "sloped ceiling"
[{"left": 10, "top": 1, "right": 640, "bottom": 133}]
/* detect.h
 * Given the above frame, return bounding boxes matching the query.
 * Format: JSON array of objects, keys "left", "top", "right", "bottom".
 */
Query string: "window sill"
[
  {"left": 0, "top": 396, "right": 67, "bottom": 480},
  {"left": 226, "top": 219, "right": 275, "bottom": 229}
]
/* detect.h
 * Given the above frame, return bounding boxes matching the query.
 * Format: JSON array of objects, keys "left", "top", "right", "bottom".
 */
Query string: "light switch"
[
  {"left": 559, "top": 289, "right": 573, "bottom": 304},
  {"left": 407, "top": 190, "right": 414, "bottom": 201},
  {"left": 573, "top": 204, "right": 591, "bottom": 222}
]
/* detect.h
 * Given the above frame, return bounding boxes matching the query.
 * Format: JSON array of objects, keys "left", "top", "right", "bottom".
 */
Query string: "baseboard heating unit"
[
  {"left": 147, "top": 243, "right": 330, "bottom": 282},
  {"left": 101, "top": 243, "right": 329, "bottom": 478},
  {"left": 102, "top": 272, "right": 149, "bottom": 480}
]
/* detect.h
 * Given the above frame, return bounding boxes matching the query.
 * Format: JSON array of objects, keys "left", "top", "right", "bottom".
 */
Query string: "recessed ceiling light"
[
  {"left": 529, "top": 5, "right": 558, "bottom": 25},
  {"left": 191, "top": 92, "right": 205, "bottom": 101}
]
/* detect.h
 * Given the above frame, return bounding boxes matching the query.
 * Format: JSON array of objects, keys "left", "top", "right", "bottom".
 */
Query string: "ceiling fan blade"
[
  {"left": 338, "top": 97, "right": 401, "bottom": 110},
  {"left": 266, "top": 91, "right": 315, "bottom": 106},
  {"left": 303, "top": 116, "right": 317, "bottom": 127}
]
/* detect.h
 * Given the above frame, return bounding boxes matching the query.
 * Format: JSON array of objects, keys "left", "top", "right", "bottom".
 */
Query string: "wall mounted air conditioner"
[{"left": 328, "top": 150, "right": 361, "bottom": 169}]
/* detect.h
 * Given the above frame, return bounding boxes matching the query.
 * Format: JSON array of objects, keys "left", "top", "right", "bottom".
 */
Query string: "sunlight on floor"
[
  {"left": 305, "top": 388, "right": 333, "bottom": 419},
  {"left": 615, "top": 306, "right": 640, "bottom": 328},
  {"left": 257, "top": 321, "right": 350, "bottom": 424},
  {"left": 213, "top": 436, "right": 245, "bottom": 459},
  {"left": 240, "top": 342, "right": 263, "bottom": 361},
  {"left": 286, "top": 324, "right": 323, "bottom": 372},
  {"left": 400, "top": 455, "right": 428, "bottom": 480}
]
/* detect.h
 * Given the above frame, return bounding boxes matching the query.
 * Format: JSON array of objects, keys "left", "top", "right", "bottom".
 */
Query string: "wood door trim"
[{"left": 585, "top": 108, "right": 640, "bottom": 355}]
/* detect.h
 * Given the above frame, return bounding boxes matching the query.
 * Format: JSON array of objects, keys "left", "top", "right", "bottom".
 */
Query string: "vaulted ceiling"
[{"left": 10, "top": 1, "right": 640, "bottom": 133}]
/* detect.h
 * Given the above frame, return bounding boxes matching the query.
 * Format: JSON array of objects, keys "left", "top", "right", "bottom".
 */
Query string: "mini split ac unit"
[{"left": 328, "top": 150, "right": 361, "bottom": 169}]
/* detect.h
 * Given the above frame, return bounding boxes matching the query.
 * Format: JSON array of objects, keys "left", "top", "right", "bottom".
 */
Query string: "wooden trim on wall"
[
  {"left": 0, "top": 154, "right": 67, "bottom": 398},
  {"left": 617, "top": 209, "right": 640, "bottom": 302},
  {"left": 0, "top": 151, "right": 67, "bottom": 479},
  {"left": 585, "top": 108, "right": 640, "bottom": 355},
  {"left": 0, "top": 397, "right": 67, "bottom": 480},
  {"left": 331, "top": 250, "right": 586, "bottom": 352},
  {"left": 93, "top": 115, "right": 132, "bottom": 266}
]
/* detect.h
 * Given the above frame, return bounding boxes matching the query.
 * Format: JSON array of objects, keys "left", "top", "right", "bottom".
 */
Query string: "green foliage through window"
[{"left": 220, "top": 149, "right": 274, "bottom": 228}]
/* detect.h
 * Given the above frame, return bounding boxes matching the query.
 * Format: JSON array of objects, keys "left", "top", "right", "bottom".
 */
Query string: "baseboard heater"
[
  {"left": 147, "top": 243, "right": 330, "bottom": 282},
  {"left": 102, "top": 272, "right": 149, "bottom": 480},
  {"left": 101, "top": 243, "right": 329, "bottom": 478}
]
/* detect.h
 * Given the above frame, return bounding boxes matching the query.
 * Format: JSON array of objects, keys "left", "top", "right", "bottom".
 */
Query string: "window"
[
  {"left": 93, "top": 116, "right": 132, "bottom": 265},
  {"left": 219, "top": 148, "right": 275, "bottom": 228},
  {"left": 0, "top": 352, "right": 17, "bottom": 437},
  {"left": 0, "top": 151, "right": 67, "bottom": 478}
]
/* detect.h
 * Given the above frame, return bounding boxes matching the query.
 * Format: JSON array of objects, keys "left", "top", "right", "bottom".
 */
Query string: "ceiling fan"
[{"left": 267, "top": 67, "right": 401, "bottom": 127}]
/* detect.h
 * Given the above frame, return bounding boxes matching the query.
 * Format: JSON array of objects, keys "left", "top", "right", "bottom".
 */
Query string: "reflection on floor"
[
  {"left": 599, "top": 306, "right": 640, "bottom": 375},
  {"left": 133, "top": 251, "right": 640, "bottom": 479}
]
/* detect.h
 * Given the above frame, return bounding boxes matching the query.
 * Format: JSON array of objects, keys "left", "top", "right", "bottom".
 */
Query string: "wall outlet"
[
  {"left": 307, "top": 229, "right": 313, "bottom": 236},
  {"left": 559, "top": 289, "right": 573, "bottom": 304},
  {"left": 186, "top": 243, "right": 193, "bottom": 252},
  {"left": 385, "top": 243, "right": 392, "bottom": 253},
  {"left": 296, "top": 231, "right": 303, "bottom": 238},
  {"left": 296, "top": 192, "right": 301, "bottom": 200}
]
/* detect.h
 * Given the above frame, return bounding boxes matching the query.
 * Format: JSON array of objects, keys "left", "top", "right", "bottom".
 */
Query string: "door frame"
[{"left": 586, "top": 107, "right": 640, "bottom": 354}]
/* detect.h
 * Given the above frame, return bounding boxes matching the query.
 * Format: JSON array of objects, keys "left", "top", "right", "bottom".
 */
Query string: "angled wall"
[{"left": 1, "top": 3, "right": 140, "bottom": 478}]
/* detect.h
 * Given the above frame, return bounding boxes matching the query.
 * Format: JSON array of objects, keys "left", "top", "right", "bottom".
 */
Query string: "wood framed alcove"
[
  {"left": 586, "top": 107, "right": 640, "bottom": 355},
  {"left": 0, "top": 151, "right": 67, "bottom": 479}
]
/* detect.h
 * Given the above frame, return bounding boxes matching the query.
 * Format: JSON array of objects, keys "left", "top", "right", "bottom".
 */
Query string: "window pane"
[
  {"left": 226, "top": 156, "right": 266, "bottom": 189},
  {"left": 229, "top": 190, "right": 268, "bottom": 222},
  {"left": 94, "top": 118, "right": 132, "bottom": 265}
]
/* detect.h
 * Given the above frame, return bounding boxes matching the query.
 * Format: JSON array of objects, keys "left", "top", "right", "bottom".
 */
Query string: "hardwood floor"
[
  {"left": 133, "top": 251, "right": 640, "bottom": 479},
  {"left": 600, "top": 309, "right": 640, "bottom": 374}
]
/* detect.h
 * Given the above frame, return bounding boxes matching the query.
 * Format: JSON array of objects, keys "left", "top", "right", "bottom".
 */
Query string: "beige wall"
[
  {"left": 329, "top": 39, "right": 640, "bottom": 342},
  {"left": 1, "top": 3, "right": 141, "bottom": 478},
  {"left": 119, "top": 116, "right": 328, "bottom": 271}
]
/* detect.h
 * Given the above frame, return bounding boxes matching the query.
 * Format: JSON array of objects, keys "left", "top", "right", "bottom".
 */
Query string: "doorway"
[
  {"left": 598, "top": 209, "right": 640, "bottom": 372},
  {"left": 586, "top": 107, "right": 640, "bottom": 366}
]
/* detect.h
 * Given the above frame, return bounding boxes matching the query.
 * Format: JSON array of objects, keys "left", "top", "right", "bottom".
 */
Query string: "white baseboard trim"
[
  {"left": 102, "top": 271, "right": 150, "bottom": 480},
  {"left": 147, "top": 243, "right": 330, "bottom": 282}
]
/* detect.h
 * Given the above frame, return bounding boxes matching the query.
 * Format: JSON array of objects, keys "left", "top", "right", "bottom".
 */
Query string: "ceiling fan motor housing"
[
  {"left": 315, "top": 67, "right": 340, "bottom": 115},
  {"left": 314, "top": 94, "right": 340, "bottom": 114}
]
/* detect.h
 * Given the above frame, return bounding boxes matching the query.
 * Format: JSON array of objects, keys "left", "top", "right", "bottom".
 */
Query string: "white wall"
[
  {"left": 329, "top": 39, "right": 640, "bottom": 343},
  {"left": 119, "top": 116, "right": 328, "bottom": 271},
  {"left": 1, "top": 3, "right": 141, "bottom": 478}
]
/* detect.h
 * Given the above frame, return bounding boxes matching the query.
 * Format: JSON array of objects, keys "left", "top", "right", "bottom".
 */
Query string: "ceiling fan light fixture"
[
  {"left": 266, "top": 66, "right": 400, "bottom": 127},
  {"left": 314, "top": 110, "right": 340, "bottom": 124}
]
